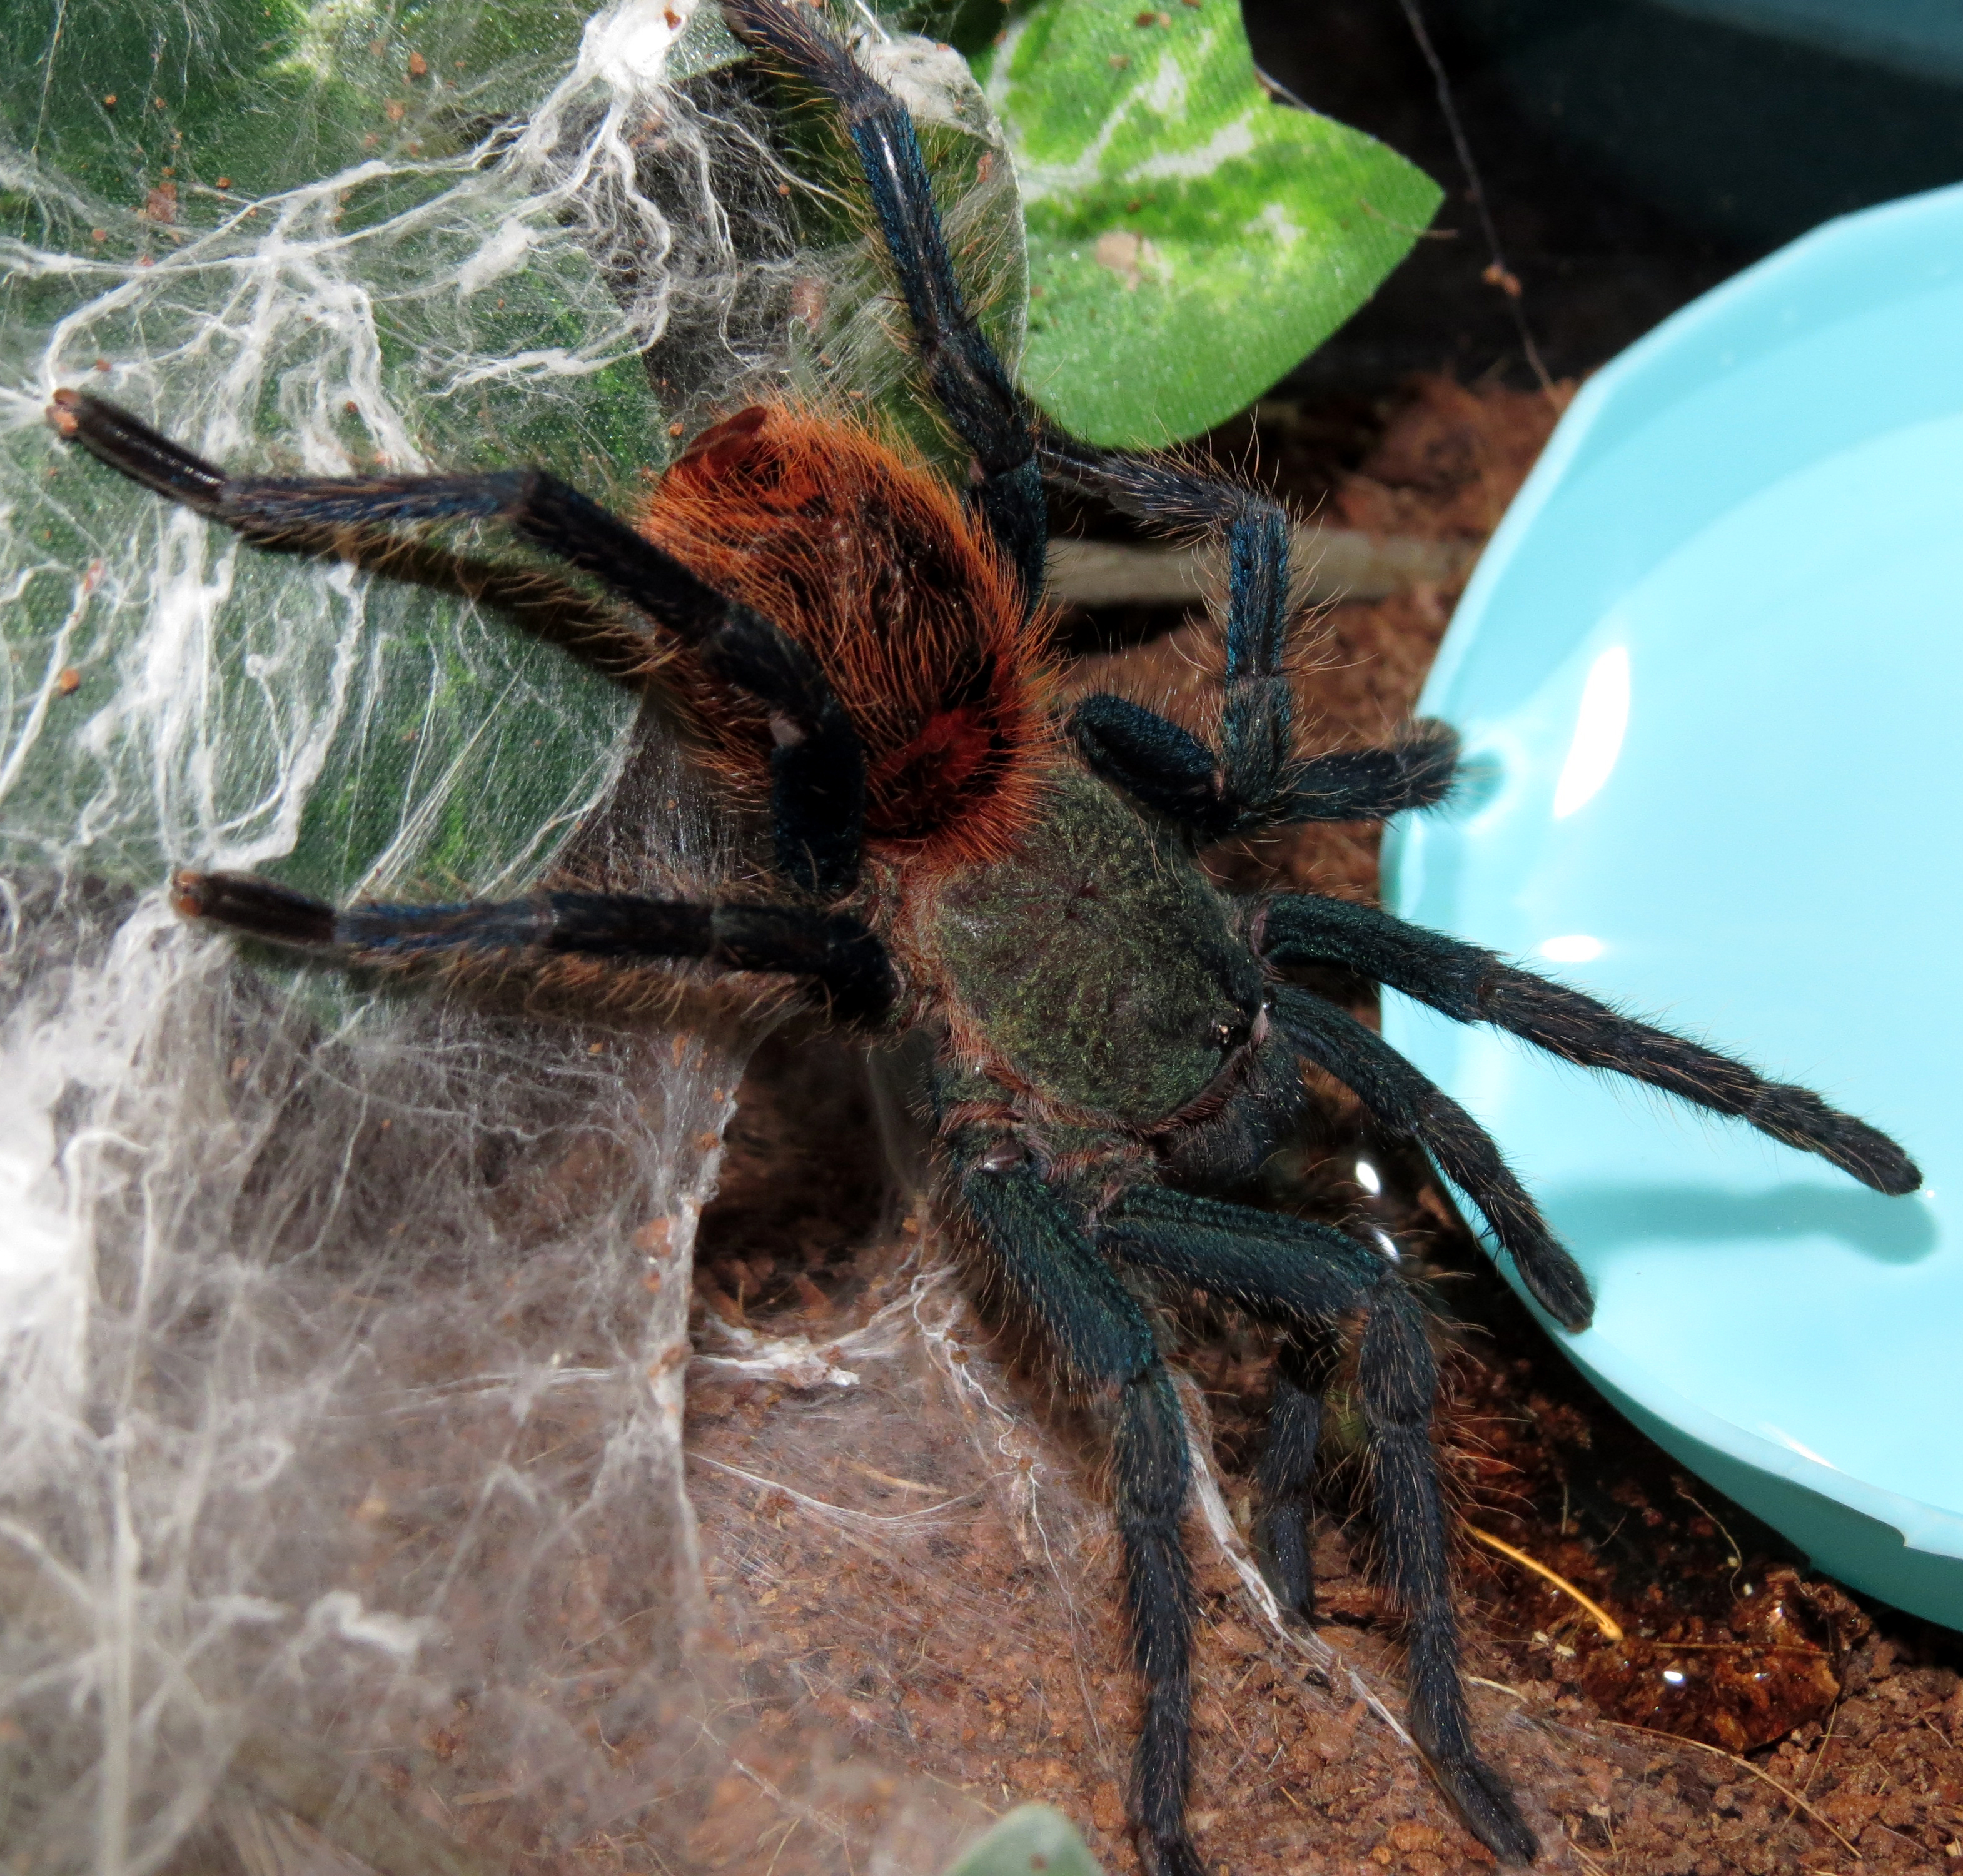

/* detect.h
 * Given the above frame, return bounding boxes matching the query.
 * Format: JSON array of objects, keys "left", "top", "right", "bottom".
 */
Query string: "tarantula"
[{"left": 48, "top": 2, "right": 1919, "bottom": 1867}]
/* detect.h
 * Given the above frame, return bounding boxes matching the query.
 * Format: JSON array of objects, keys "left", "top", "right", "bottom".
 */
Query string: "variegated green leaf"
[{"left": 974, "top": 0, "right": 1440, "bottom": 446}]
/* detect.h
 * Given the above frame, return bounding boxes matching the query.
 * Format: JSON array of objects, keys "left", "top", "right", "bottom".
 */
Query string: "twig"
[
  {"left": 686, "top": 1449, "right": 975, "bottom": 1525},
  {"left": 1564, "top": 1833, "right": 1615, "bottom": 1876},
  {"left": 1785, "top": 1703, "right": 1840, "bottom": 1835},
  {"left": 1673, "top": 1484, "right": 1745, "bottom": 1575},
  {"left": 1463, "top": 1525, "right": 1625, "bottom": 1641},
  {"left": 1044, "top": 528, "right": 1476, "bottom": 610},
  {"left": 1603, "top": 1722, "right": 1863, "bottom": 1860},
  {"left": 1643, "top": 1639, "right": 1827, "bottom": 1657},
  {"left": 843, "top": 1457, "right": 945, "bottom": 1495},
  {"left": 1391, "top": 0, "right": 1555, "bottom": 395}
]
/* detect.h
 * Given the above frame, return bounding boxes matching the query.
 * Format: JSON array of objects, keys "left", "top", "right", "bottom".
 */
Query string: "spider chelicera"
[{"left": 48, "top": 3, "right": 1920, "bottom": 1868}]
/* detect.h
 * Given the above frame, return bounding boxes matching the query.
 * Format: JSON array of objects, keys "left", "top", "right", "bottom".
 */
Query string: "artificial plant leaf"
[{"left": 972, "top": 0, "right": 1441, "bottom": 447}]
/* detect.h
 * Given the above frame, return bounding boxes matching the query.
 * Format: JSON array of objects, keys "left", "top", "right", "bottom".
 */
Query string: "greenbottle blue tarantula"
[{"left": 47, "top": 2, "right": 1919, "bottom": 1867}]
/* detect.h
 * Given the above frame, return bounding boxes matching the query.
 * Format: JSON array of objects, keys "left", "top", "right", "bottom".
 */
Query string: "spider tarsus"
[
  {"left": 1252, "top": 1344, "right": 1324, "bottom": 1612},
  {"left": 48, "top": 390, "right": 229, "bottom": 510},
  {"left": 174, "top": 870, "right": 338, "bottom": 947},
  {"left": 1814, "top": 1120, "right": 1920, "bottom": 1196},
  {"left": 1274, "top": 719, "right": 1465, "bottom": 822},
  {"left": 1398, "top": 717, "right": 1463, "bottom": 808},
  {"left": 1428, "top": 1751, "right": 1539, "bottom": 1867},
  {"left": 1861, "top": 1137, "right": 1923, "bottom": 1196},
  {"left": 1512, "top": 1244, "right": 1594, "bottom": 1334},
  {"left": 1141, "top": 1826, "right": 1208, "bottom": 1876},
  {"left": 1767, "top": 1100, "right": 1922, "bottom": 1196}
]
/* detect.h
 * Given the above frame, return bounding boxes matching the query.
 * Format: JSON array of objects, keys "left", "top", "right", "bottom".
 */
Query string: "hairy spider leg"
[
  {"left": 723, "top": 0, "right": 1047, "bottom": 612},
  {"left": 171, "top": 872, "right": 896, "bottom": 1024},
  {"left": 48, "top": 388, "right": 867, "bottom": 900},
  {"left": 1251, "top": 1333, "right": 1341, "bottom": 1620},
  {"left": 1046, "top": 438, "right": 1291, "bottom": 825},
  {"left": 1044, "top": 438, "right": 1461, "bottom": 841},
  {"left": 1261, "top": 893, "right": 1922, "bottom": 1197},
  {"left": 1071, "top": 691, "right": 1463, "bottom": 841},
  {"left": 1100, "top": 1186, "right": 1540, "bottom": 1867},
  {"left": 1269, "top": 984, "right": 1595, "bottom": 1331},
  {"left": 952, "top": 1144, "right": 1206, "bottom": 1876}
]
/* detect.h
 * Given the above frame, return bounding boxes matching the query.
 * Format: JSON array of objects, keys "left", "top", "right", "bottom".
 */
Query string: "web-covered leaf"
[
  {"left": 947, "top": 1802, "right": 1104, "bottom": 1876},
  {"left": 0, "top": 0, "right": 737, "bottom": 911}
]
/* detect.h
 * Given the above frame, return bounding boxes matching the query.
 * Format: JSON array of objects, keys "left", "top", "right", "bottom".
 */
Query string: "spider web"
[{"left": 0, "top": 3, "right": 1047, "bottom": 1868}]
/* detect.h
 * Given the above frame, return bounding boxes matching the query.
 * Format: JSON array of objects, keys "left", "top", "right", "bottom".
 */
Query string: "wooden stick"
[{"left": 1044, "top": 528, "right": 1477, "bottom": 609}]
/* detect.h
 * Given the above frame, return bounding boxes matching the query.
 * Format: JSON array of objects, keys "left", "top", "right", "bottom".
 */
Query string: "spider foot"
[
  {"left": 173, "top": 870, "right": 336, "bottom": 946},
  {"left": 1427, "top": 1746, "right": 1538, "bottom": 1867},
  {"left": 1778, "top": 1102, "right": 1922, "bottom": 1197},
  {"left": 1141, "top": 1824, "right": 1207, "bottom": 1876},
  {"left": 1253, "top": 1510, "right": 1315, "bottom": 1621},
  {"left": 49, "top": 390, "right": 228, "bottom": 510},
  {"left": 1515, "top": 1241, "right": 1594, "bottom": 1334}
]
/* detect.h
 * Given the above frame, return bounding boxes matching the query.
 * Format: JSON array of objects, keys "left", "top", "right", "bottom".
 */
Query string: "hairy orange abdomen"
[{"left": 638, "top": 405, "right": 1056, "bottom": 875}]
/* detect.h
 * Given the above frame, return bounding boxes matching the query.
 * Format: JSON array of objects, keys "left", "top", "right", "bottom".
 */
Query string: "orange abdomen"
[{"left": 637, "top": 405, "right": 1055, "bottom": 875}]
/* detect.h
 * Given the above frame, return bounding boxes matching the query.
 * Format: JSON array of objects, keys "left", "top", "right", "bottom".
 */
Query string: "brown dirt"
[{"left": 682, "top": 377, "right": 1963, "bottom": 1876}]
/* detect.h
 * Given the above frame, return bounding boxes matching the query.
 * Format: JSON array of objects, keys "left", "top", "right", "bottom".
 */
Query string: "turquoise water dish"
[{"left": 1381, "top": 182, "right": 1963, "bottom": 1626}]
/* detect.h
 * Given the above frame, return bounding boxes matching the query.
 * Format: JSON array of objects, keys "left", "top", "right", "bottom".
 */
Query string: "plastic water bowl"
[{"left": 1382, "top": 183, "right": 1963, "bottom": 1628}]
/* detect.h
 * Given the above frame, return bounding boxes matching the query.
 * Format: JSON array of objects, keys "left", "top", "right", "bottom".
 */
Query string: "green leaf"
[
  {"left": 944, "top": 1805, "right": 1104, "bottom": 1876},
  {"left": 973, "top": 0, "right": 1440, "bottom": 446}
]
